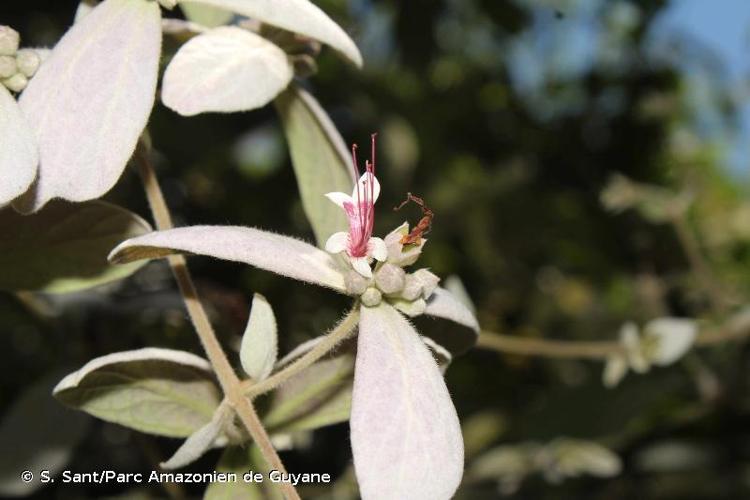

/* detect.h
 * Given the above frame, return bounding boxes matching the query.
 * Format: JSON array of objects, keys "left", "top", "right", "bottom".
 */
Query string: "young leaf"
[
  {"left": 240, "top": 293, "right": 278, "bottom": 381},
  {"left": 0, "top": 86, "right": 37, "bottom": 207},
  {"left": 161, "top": 405, "right": 230, "bottom": 470},
  {"left": 54, "top": 348, "right": 222, "bottom": 438},
  {"left": 14, "top": 0, "right": 161, "bottom": 213},
  {"left": 162, "top": 27, "right": 293, "bottom": 116},
  {"left": 0, "top": 373, "right": 89, "bottom": 497},
  {"left": 109, "top": 225, "right": 347, "bottom": 293},
  {"left": 351, "top": 303, "right": 464, "bottom": 500},
  {"left": 177, "top": 0, "right": 362, "bottom": 67},
  {"left": 180, "top": 0, "right": 233, "bottom": 27},
  {"left": 0, "top": 200, "right": 151, "bottom": 293},
  {"left": 275, "top": 85, "right": 353, "bottom": 247},
  {"left": 264, "top": 346, "right": 355, "bottom": 433}
]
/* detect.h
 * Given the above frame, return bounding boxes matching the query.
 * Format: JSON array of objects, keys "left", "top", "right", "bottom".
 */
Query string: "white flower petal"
[
  {"left": 602, "top": 355, "right": 627, "bottom": 388},
  {"left": 109, "top": 225, "right": 346, "bottom": 293},
  {"left": 350, "top": 256, "right": 372, "bottom": 278},
  {"left": 325, "top": 231, "right": 349, "bottom": 254},
  {"left": 352, "top": 172, "right": 381, "bottom": 203},
  {"left": 0, "top": 86, "right": 37, "bottom": 206},
  {"left": 368, "top": 237, "right": 387, "bottom": 262},
  {"left": 178, "top": 0, "right": 362, "bottom": 67},
  {"left": 644, "top": 318, "right": 697, "bottom": 366},
  {"left": 14, "top": 0, "right": 161, "bottom": 213},
  {"left": 424, "top": 287, "right": 480, "bottom": 332},
  {"left": 162, "top": 26, "right": 293, "bottom": 116},
  {"left": 352, "top": 303, "right": 463, "bottom": 500},
  {"left": 324, "top": 191, "right": 352, "bottom": 209}
]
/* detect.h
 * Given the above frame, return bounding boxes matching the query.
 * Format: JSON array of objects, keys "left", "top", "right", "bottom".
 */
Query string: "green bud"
[
  {"left": 375, "top": 263, "right": 406, "bottom": 295},
  {"left": 0, "top": 26, "right": 20, "bottom": 57},
  {"left": 361, "top": 287, "right": 382, "bottom": 307},
  {"left": 3, "top": 72, "right": 27, "bottom": 93},
  {"left": 0, "top": 55, "right": 16, "bottom": 79},
  {"left": 15, "top": 49, "right": 40, "bottom": 77}
]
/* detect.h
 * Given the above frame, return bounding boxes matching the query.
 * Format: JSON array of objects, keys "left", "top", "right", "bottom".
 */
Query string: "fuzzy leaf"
[
  {"left": 109, "top": 225, "right": 347, "bottom": 293},
  {"left": 161, "top": 405, "right": 229, "bottom": 470},
  {"left": 54, "top": 348, "right": 222, "bottom": 438},
  {"left": 178, "top": 0, "right": 362, "bottom": 67},
  {"left": 0, "top": 373, "right": 89, "bottom": 496},
  {"left": 0, "top": 200, "right": 151, "bottom": 293},
  {"left": 204, "top": 447, "right": 265, "bottom": 500},
  {"left": 240, "top": 293, "right": 278, "bottom": 381},
  {"left": 15, "top": 0, "right": 161, "bottom": 213},
  {"left": 264, "top": 345, "right": 354, "bottom": 433},
  {"left": 275, "top": 85, "right": 353, "bottom": 246},
  {"left": 163, "top": 27, "right": 293, "bottom": 116},
  {"left": 0, "top": 86, "right": 37, "bottom": 206},
  {"left": 351, "top": 303, "right": 463, "bottom": 500},
  {"left": 424, "top": 287, "right": 480, "bottom": 332},
  {"left": 180, "top": 0, "right": 233, "bottom": 27}
]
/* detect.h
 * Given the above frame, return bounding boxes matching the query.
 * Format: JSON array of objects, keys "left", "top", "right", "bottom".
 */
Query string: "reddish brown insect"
[{"left": 393, "top": 192, "right": 434, "bottom": 245}]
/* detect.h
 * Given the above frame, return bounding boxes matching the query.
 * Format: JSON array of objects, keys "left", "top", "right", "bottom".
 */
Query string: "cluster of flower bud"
[
  {"left": 345, "top": 221, "right": 440, "bottom": 313},
  {"left": 0, "top": 26, "right": 42, "bottom": 93}
]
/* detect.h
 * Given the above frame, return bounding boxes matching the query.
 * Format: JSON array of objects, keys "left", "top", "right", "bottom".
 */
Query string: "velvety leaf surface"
[
  {"left": 54, "top": 348, "right": 222, "bottom": 438},
  {"left": 0, "top": 86, "right": 37, "bottom": 206},
  {"left": 15, "top": 0, "right": 161, "bottom": 212},
  {"left": 109, "top": 225, "right": 347, "bottom": 293},
  {"left": 351, "top": 303, "right": 464, "bottom": 500},
  {"left": 264, "top": 343, "right": 355, "bottom": 433},
  {"left": 275, "top": 85, "right": 353, "bottom": 246},
  {"left": 240, "top": 293, "right": 278, "bottom": 381},
  {"left": 178, "top": 0, "right": 362, "bottom": 66},
  {"left": 0, "top": 200, "right": 151, "bottom": 293},
  {"left": 204, "top": 447, "right": 265, "bottom": 500},
  {"left": 162, "top": 27, "right": 293, "bottom": 116}
]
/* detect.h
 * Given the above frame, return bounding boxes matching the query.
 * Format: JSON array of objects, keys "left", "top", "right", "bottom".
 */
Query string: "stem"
[
  {"left": 477, "top": 307, "right": 750, "bottom": 360},
  {"left": 672, "top": 214, "right": 728, "bottom": 310},
  {"left": 241, "top": 308, "right": 360, "bottom": 398},
  {"left": 134, "top": 145, "right": 300, "bottom": 500}
]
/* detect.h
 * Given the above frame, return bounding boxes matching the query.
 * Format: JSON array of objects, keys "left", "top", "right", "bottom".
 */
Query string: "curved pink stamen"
[{"left": 346, "top": 134, "right": 377, "bottom": 258}]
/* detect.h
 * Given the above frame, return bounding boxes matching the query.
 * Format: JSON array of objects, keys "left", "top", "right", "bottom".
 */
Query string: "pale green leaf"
[
  {"left": 180, "top": 0, "right": 233, "bottom": 27},
  {"left": 204, "top": 447, "right": 265, "bottom": 500},
  {"left": 178, "top": 0, "right": 362, "bottom": 66},
  {"left": 0, "top": 373, "right": 89, "bottom": 496},
  {"left": 161, "top": 404, "right": 230, "bottom": 470},
  {"left": 54, "top": 348, "right": 222, "bottom": 438},
  {"left": 0, "top": 85, "right": 37, "bottom": 206},
  {"left": 15, "top": 0, "right": 161, "bottom": 212},
  {"left": 162, "top": 27, "right": 293, "bottom": 116},
  {"left": 240, "top": 293, "right": 278, "bottom": 381},
  {"left": 264, "top": 345, "right": 354, "bottom": 433},
  {"left": 0, "top": 200, "right": 151, "bottom": 293},
  {"left": 275, "top": 84, "right": 353, "bottom": 246}
]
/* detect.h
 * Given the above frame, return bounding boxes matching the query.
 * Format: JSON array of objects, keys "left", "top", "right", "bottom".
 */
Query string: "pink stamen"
[{"left": 346, "top": 134, "right": 378, "bottom": 258}]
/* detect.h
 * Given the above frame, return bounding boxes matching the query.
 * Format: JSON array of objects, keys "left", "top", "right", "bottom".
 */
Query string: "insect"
[{"left": 393, "top": 192, "right": 434, "bottom": 245}]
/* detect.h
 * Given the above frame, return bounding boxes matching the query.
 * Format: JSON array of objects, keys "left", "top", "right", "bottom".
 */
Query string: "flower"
[
  {"left": 108, "top": 189, "right": 480, "bottom": 500},
  {"left": 324, "top": 135, "right": 387, "bottom": 278},
  {"left": 603, "top": 318, "right": 697, "bottom": 388}
]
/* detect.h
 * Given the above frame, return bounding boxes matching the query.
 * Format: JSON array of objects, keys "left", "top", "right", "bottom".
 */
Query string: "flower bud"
[
  {"left": 412, "top": 268, "right": 440, "bottom": 299},
  {"left": 15, "top": 49, "right": 40, "bottom": 77},
  {"left": 0, "top": 55, "right": 16, "bottom": 78},
  {"left": 0, "top": 26, "right": 20, "bottom": 57},
  {"left": 345, "top": 269, "right": 370, "bottom": 296},
  {"left": 3, "top": 72, "right": 27, "bottom": 93},
  {"left": 401, "top": 274, "right": 423, "bottom": 301},
  {"left": 374, "top": 263, "right": 406, "bottom": 295},
  {"left": 361, "top": 287, "right": 382, "bottom": 307},
  {"left": 385, "top": 222, "right": 426, "bottom": 267},
  {"left": 392, "top": 298, "right": 427, "bottom": 317}
]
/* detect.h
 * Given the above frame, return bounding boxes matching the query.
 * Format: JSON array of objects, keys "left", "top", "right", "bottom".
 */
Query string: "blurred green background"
[{"left": 5, "top": 0, "right": 750, "bottom": 498}]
